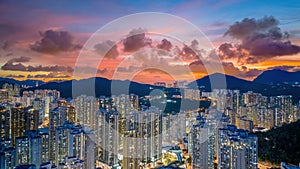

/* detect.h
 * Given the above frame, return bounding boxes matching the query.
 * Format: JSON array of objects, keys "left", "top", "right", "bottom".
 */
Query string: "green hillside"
[{"left": 256, "top": 120, "right": 300, "bottom": 165}]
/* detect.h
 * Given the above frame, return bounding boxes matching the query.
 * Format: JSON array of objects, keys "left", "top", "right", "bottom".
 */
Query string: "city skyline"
[
  {"left": 0, "top": 0, "right": 300, "bottom": 83},
  {"left": 1, "top": 1, "right": 300, "bottom": 169}
]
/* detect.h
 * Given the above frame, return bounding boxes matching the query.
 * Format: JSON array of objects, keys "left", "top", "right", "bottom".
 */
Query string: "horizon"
[
  {"left": 0, "top": 0, "right": 300, "bottom": 84},
  {"left": 1, "top": 68, "right": 295, "bottom": 85}
]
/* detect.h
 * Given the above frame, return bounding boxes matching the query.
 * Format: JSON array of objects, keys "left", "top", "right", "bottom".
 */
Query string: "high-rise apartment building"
[{"left": 218, "top": 125, "right": 257, "bottom": 169}]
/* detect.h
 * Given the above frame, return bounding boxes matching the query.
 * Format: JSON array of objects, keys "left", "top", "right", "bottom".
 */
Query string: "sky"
[{"left": 0, "top": 0, "right": 300, "bottom": 84}]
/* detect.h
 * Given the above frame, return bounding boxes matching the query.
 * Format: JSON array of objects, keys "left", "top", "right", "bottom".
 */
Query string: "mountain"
[
  {"left": 2, "top": 70, "right": 300, "bottom": 102},
  {"left": 0, "top": 77, "right": 44, "bottom": 87},
  {"left": 189, "top": 73, "right": 300, "bottom": 103},
  {"left": 254, "top": 69, "right": 300, "bottom": 85},
  {"left": 22, "top": 77, "right": 160, "bottom": 98},
  {"left": 189, "top": 73, "right": 269, "bottom": 92}
]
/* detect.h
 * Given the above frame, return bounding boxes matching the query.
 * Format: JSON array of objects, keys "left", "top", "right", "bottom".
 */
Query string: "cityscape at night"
[{"left": 0, "top": 0, "right": 300, "bottom": 169}]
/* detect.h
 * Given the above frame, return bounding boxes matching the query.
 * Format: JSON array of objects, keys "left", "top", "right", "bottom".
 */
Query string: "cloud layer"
[
  {"left": 30, "top": 30, "right": 82, "bottom": 54},
  {"left": 123, "top": 28, "right": 151, "bottom": 52},
  {"left": 219, "top": 16, "right": 300, "bottom": 64},
  {"left": 1, "top": 56, "right": 73, "bottom": 73}
]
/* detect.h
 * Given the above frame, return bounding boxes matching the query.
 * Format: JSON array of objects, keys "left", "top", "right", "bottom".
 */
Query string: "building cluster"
[
  {"left": 154, "top": 82, "right": 178, "bottom": 88},
  {"left": 3, "top": 82, "right": 300, "bottom": 168},
  {"left": 0, "top": 85, "right": 165, "bottom": 169},
  {"left": 202, "top": 89, "right": 300, "bottom": 131},
  {"left": 184, "top": 109, "right": 258, "bottom": 169}
]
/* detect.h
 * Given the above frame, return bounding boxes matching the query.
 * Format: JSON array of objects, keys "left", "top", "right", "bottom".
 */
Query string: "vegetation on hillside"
[{"left": 256, "top": 120, "right": 300, "bottom": 165}]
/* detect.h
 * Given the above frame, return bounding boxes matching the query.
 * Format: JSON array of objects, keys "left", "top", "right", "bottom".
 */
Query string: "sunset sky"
[{"left": 0, "top": 0, "right": 300, "bottom": 84}]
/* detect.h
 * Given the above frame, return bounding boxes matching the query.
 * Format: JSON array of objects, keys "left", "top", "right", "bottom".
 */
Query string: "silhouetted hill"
[
  {"left": 3, "top": 70, "right": 300, "bottom": 102},
  {"left": 23, "top": 77, "right": 159, "bottom": 98},
  {"left": 189, "top": 73, "right": 300, "bottom": 103},
  {"left": 254, "top": 69, "right": 300, "bottom": 85},
  {"left": 256, "top": 120, "right": 300, "bottom": 165},
  {"left": 189, "top": 73, "right": 269, "bottom": 92},
  {"left": 0, "top": 77, "right": 44, "bottom": 87}
]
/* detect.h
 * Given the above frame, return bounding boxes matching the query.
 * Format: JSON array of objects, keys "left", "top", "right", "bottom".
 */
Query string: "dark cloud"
[
  {"left": 189, "top": 59, "right": 208, "bottom": 74},
  {"left": 97, "top": 68, "right": 107, "bottom": 74},
  {"left": 2, "top": 62, "right": 27, "bottom": 71},
  {"left": 218, "top": 43, "right": 248, "bottom": 62},
  {"left": 74, "top": 66, "right": 107, "bottom": 75},
  {"left": 224, "top": 16, "right": 280, "bottom": 40},
  {"left": 246, "top": 39, "right": 300, "bottom": 57},
  {"left": 6, "top": 53, "right": 13, "bottom": 57},
  {"left": 94, "top": 40, "right": 119, "bottom": 59},
  {"left": 27, "top": 65, "right": 73, "bottom": 73},
  {"left": 219, "top": 16, "right": 300, "bottom": 64},
  {"left": 123, "top": 28, "right": 151, "bottom": 52},
  {"left": 157, "top": 39, "right": 172, "bottom": 51},
  {"left": 180, "top": 40, "right": 202, "bottom": 60},
  {"left": 3, "top": 56, "right": 73, "bottom": 73},
  {"left": 30, "top": 30, "right": 82, "bottom": 54},
  {"left": 27, "top": 73, "right": 71, "bottom": 79},
  {"left": 189, "top": 60, "right": 262, "bottom": 79},
  {"left": 1, "top": 40, "right": 15, "bottom": 51},
  {"left": 1, "top": 61, "right": 73, "bottom": 73},
  {"left": 267, "top": 65, "right": 299, "bottom": 72},
  {"left": 6, "top": 74, "right": 25, "bottom": 78},
  {"left": 7, "top": 56, "right": 31, "bottom": 63}
]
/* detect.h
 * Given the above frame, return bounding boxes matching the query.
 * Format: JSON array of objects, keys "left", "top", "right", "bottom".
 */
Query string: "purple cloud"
[
  {"left": 94, "top": 40, "right": 119, "bottom": 59},
  {"left": 30, "top": 30, "right": 82, "bottom": 54},
  {"left": 123, "top": 28, "right": 151, "bottom": 52},
  {"left": 219, "top": 16, "right": 300, "bottom": 64}
]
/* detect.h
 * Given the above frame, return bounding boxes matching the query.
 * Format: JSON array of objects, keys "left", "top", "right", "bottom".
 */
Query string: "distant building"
[
  {"left": 0, "top": 147, "right": 16, "bottom": 169},
  {"left": 184, "top": 89, "right": 200, "bottom": 100},
  {"left": 74, "top": 95, "right": 98, "bottom": 129},
  {"left": 0, "top": 89, "right": 9, "bottom": 103},
  {"left": 189, "top": 115, "right": 215, "bottom": 169},
  {"left": 96, "top": 109, "right": 119, "bottom": 167},
  {"left": 0, "top": 105, "right": 10, "bottom": 139},
  {"left": 15, "top": 131, "right": 43, "bottom": 166},
  {"left": 154, "top": 82, "right": 166, "bottom": 87},
  {"left": 218, "top": 125, "right": 257, "bottom": 169},
  {"left": 49, "top": 107, "right": 67, "bottom": 162}
]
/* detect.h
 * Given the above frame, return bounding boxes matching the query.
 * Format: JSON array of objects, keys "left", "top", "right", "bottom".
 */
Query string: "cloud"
[
  {"left": 266, "top": 65, "right": 300, "bottom": 72},
  {"left": 2, "top": 56, "right": 73, "bottom": 73},
  {"left": 123, "top": 28, "right": 151, "bottom": 52},
  {"left": 27, "top": 73, "right": 71, "bottom": 79},
  {"left": 1, "top": 61, "right": 73, "bottom": 73},
  {"left": 7, "top": 56, "right": 31, "bottom": 63},
  {"left": 219, "top": 16, "right": 300, "bottom": 64},
  {"left": 180, "top": 40, "right": 202, "bottom": 60},
  {"left": 2, "top": 62, "right": 27, "bottom": 71},
  {"left": 6, "top": 74, "right": 25, "bottom": 78},
  {"left": 74, "top": 66, "right": 108, "bottom": 75},
  {"left": 94, "top": 40, "right": 119, "bottom": 59},
  {"left": 116, "top": 66, "right": 141, "bottom": 73},
  {"left": 157, "top": 39, "right": 172, "bottom": 51},
  {"left": 97, "top": 68, "right": 107, "bottom": 74},
  {"left": 218, "top": 43, "right": 249, "bottom": 62},
  {"left": 1, "top": 40, "right": 15, "bottom": 51},
  {"left": 30, "top": 29, "right": 82, "bottom": 54},
  {"left": 189, "top": 60, "right": 262, "bottom": 79}
]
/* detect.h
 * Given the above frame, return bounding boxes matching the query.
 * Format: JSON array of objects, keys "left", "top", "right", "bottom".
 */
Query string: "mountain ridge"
[
  {"left": 2, "top": 70, "right": 300, "bottom": 103},
  {"left": 253, "top": 69, "right": 300, "bottom": 85}
]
